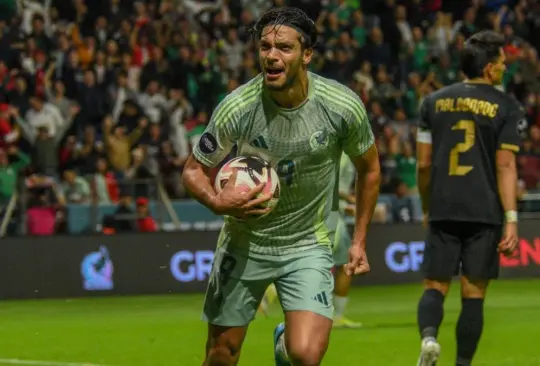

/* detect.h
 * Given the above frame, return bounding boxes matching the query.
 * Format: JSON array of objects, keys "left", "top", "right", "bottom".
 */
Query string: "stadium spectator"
[
  {"left": 26, "top": 188, "right": 57, "bottom": 236},
  {"left": 0, "top": 146, "right": 30, "bottom": 204},
  {"left": 58, "top": 168, "right": 91, "bottom": 204},
  {"left": 103, "top": 114, "right": 147, "bottom": 173},
  {"left": 135, "top": 196, "right": 157, "bottom": 232},
  {"left": 110, "top": 190, "right": 136, "bottom": 233}
]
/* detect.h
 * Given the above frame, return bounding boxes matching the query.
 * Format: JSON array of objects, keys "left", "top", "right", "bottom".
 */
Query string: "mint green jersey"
[
  {"left": 193, "top": 72, "right": 374, "bottom": 257},
  {"left": 338, "top": 153, "right": 356, "bottom": 213}
]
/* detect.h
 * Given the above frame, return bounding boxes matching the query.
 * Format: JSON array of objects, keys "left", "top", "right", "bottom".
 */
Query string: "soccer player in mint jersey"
[
  {"left": 261, "top": 154, "right": 362, "bottom": 328},
  {"left": 182, "top": 7, "right": 380, "bottom": 366}
]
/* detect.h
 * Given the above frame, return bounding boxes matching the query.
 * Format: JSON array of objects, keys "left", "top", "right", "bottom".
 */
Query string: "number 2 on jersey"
[
  {"left": 277, "top": 159, "right": 295, "bottom": 186},
  {"left": 449, "top": 120, "right": 475, "bottom": 176}
]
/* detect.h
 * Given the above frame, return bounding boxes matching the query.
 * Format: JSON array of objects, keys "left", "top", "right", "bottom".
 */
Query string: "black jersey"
[{"left": 418, "top": 82, "right": 525, "bottom": 225}]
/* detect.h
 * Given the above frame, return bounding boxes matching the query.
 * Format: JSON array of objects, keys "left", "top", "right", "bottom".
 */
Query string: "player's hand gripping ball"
[{"left": 214, "top": 156, "right": 280, "bottom": 218}]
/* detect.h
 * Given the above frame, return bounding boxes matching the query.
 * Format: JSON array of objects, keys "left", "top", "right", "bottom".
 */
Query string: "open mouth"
[{"left": 265, "top": 68, "right": 284, "bottom": 79}]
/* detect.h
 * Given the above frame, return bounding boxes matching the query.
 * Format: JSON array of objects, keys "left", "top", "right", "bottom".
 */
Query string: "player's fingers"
[
  {"left": 343, "top": 263, "right": 355, "bottom": 276},
  {"left": 246, "top": 183, "right": 266, "bottom": 198},
  {"left": 354, "top": 263, "right": 370, "bottom": 275},
  {"left": 245, "top": 208, "right": 271, "bottom": 216},
  {"left": 227, "top": 169, "right": 238, "bottom": 184},
  {"left": 243, "top": 193, "right": 271, "bottom": 209},
  {"left": 497, "top": 236, "right": 510, "bottom": 252}
]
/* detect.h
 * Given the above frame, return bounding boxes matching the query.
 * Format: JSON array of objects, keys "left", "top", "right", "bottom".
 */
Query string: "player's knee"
[
  {"left": 205, "top": 345, "right": 240, "bottom": 366},
  {"left": 286, "top": 339, "right": 326, "bottom": 366},
  {"left": 461, "top": 276, "right": 489, "bottom": 299},
  {"left": 423, "top": 279, "right": 451, "bottom": 296}
]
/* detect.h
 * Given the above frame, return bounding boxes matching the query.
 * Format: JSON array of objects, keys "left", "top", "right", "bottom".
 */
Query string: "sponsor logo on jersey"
[
  {"left": 309, "top": 129, "right": 329, "bottom": 150},
  {"left": 517, "top": 118, "right": 528, "bottom": 137},
  {"left": 199, "top": 132, "right": 218, "bottom": 154}
]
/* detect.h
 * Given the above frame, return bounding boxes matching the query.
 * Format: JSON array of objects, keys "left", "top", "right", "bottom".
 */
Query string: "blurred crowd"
[{"left": 0, "top": 0, "right": 539, "bottom": 233}]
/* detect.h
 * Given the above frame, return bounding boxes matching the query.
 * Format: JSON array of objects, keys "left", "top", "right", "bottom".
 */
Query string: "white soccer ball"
[{"left": 214, "top": 156, "right": 280, "bottom": 217}]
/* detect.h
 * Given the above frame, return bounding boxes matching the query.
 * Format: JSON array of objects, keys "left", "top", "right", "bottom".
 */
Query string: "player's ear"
[{"left": 303, "top": 47, "right": 313, "bottom": 65}]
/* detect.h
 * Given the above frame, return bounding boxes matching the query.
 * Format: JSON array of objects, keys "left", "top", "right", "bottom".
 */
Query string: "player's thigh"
[
  {"left": 422, "top": 221, "right": 462, "bottom": 281},
  {"left": 332, "top": 216, "right": 351, "bottom": 266},
  {"left": 275, "top": 246, "right": 334, "bottom": 320},
  {"left": 203, "top": 247, "right": 273, "bottom": 327},
  {"left": 461, "top": 224, "right": 502, "bottom": 282}
]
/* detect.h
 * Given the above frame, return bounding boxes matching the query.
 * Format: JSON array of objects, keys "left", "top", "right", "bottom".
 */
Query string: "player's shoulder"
[
  {"left": 429, "top": 82, "right": 514, "bottom": 103},
  {"left": 311, "top": 73, "right": 367, "bottom": 120},
  {"left": 212, "top": 74, "right": 264, "bottom": 123}
]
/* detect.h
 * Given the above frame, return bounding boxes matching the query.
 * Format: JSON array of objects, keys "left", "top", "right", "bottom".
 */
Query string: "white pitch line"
[{"left": 0, "top": 359, "right": 112, "bottom": 366}]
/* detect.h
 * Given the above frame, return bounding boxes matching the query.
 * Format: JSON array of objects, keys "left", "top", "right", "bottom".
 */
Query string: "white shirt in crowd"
[{"left": 25, "top": 102, "right": 64, "bottom": 137}]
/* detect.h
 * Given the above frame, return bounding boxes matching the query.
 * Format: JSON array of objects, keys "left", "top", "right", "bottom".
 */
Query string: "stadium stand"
[{"left": 0, "top": 0, "right": 539, "bottom": 234}]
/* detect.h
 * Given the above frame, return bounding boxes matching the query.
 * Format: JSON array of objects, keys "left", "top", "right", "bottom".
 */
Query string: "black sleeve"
[{"left": 498, "top": 99, "right": 526, "bottom": 153}]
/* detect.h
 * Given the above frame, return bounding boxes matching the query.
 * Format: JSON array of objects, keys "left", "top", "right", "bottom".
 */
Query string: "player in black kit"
[{"left": 414, "top": 31, "right": 527, "bottom": 366}]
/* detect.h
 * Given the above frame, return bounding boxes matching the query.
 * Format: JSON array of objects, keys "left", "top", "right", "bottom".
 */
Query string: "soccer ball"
[{"left": 214, "top": 156, "right": 280, "bottom": 217}]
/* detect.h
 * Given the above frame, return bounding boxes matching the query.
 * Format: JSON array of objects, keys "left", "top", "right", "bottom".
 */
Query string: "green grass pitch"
[{"left": 0, "top": 279, "right": 539, "bottom": 366}]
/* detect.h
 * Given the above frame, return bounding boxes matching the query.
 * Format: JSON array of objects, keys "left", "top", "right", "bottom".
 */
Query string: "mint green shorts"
[
  {"left": 332, "top": 214, "right": 351, "bottom": 266},
  {"left": 203, "top": 245, "right": 335, "bottom": 327}
]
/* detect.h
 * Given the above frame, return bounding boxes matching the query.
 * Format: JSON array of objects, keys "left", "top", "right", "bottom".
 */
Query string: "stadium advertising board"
[{"left": 0, "top": 223, "right": 539, "bottom": 299}]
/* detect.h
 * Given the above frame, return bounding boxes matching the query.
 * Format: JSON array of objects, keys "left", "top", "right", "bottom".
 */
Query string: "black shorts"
[{"left": 421, "top": 221, "right": 503, "bottom": 281}]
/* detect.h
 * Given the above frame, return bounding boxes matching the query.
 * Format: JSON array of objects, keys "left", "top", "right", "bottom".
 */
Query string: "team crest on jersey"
[{"left": 309, "top": 129, "right": 329, "bottom": 151}]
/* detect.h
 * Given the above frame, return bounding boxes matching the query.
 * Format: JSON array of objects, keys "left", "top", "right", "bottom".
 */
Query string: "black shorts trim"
[{"left": 421, "top": 221, "right": 503, "bottom": 281}]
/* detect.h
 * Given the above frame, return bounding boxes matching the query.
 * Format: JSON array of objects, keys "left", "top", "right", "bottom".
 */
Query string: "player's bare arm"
[
  {"left": 416, "top": 97, "right": 432, "bottom": 226},
  {"left": 417, "top": 137, "right": 432, "bottom": 226},
  {"left": 495, "top": 101, "right": 525, "bottom": 256},
  {"left": 345, "top": 144, "right": 381, "bottom": 275},
  {"left": 182, "top": 156, "right": 270, "bottom": 218},
  {"left": 496, "top": 149, "right": 518, "bottom": 255}
]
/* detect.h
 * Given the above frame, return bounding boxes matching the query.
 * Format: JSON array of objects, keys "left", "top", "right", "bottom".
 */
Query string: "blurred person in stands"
[
  {"left": 0, "top": 103, "right": 17, "bottom": 148},
  {"left": 21, "top": 94, "right": 65, "bottom": 139},
  {"left": 390, "top": 178, "right": 414, "bottom": 223},
  {"left": 517, "top": 139, "right": 540, "bottom": 189},
  {"left": 59, "top": 135, "right": 78, "bottom": 170},
  {"left": 58, "top": 169, "right": 91, "bottom": 204},
  {"left": 138, "top": 122, "right": 163, "bottom": 177},
  {"left": 6, "top": 75, "right": 31, "bottom": 114},
  {"left": 140, "top": 47, "right": 169, "bottom": 91},
  {"left": 92, "top": 157, "right": 119, "bottom": 205},
  {"left": 109, "top": 71, "right": 138, "bottom": 122},
  {"left": 138, "top": 79, "right": 168, "bottom": 116},
  {"left": 26, "top": 188, "right": 57, "bottom": 236},
  {"left": 370, "top": 67, "right": 400, "bottom": 115},
  {"left": 44, "top": 62, "right": 79, "bottom": 122},
  {"left": 394, "top": 140, "right": 418, "bottom": 193},
  {"left": 13, "top": 103, "right": 65, "bottom": 177},
  {"left": 76, "top": 69, "right": 108, "bottom": 131},
  {"left": 72, "top": 125, "right": 104, "bottom": 175},
  {"left": 159, "top": 140, "right": 186, "bottom": 198},
  {"left": 103, "top": 114, "right": 147, "bottom": 174},
  {"left": 0, "top": 146, "right": 30, "bottom": 205},
  {"left": 136, "top": 197, "right": 157, "bottom": 232},
  {"left": 111, "top": 190, "right": 136, "bottom": 233}
]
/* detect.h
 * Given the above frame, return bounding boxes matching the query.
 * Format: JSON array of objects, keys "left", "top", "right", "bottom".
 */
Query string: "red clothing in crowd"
[
  {"left": 137, "top": 216, "right": 158, "bottom": 232},
  {"left": 104, "top": 172, "right": 120, "bottom": 202},
  {"left": 27, "top": 207, "right": 56, "bottom": 236}
]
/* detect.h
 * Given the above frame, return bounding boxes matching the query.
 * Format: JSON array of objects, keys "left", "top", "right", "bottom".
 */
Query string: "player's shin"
[
  {"left": 417, "top": 289, "right": 445, "bottom": 339},
  {"left": 455, "top": 298, "right": 484, "bottom": 366},
  {"left": 333, "top": 267, "right": 352, "bottom": 318}
]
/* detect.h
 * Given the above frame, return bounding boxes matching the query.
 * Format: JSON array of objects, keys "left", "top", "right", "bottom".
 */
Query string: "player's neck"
[
  {"left": 464, "top": 77, "right": 492, "bottom": 85},
  {"left": 269, "top": 74, "right": 309, "bottom": 109}
]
